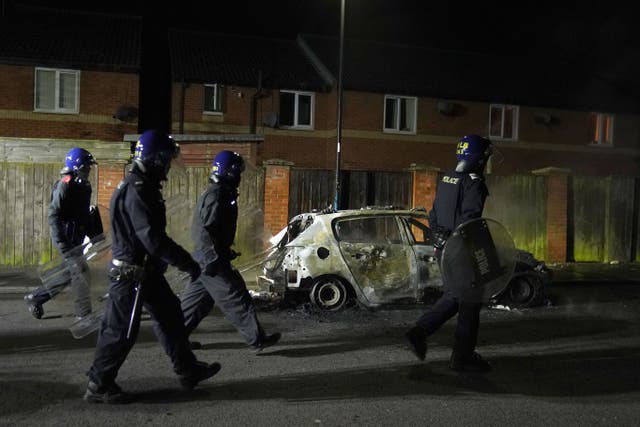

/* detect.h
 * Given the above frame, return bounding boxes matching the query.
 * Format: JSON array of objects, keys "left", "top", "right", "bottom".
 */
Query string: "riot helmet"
[
  {"left": 455, "top": 134, "right": 493, "bottom": 173},
  {"left": 62, "top": 147, "right": 96, "bottom": 181},
  {"left": 210, "top": 150, "right": 245, "bottom": 187},
  {"left": 133, "top": 130, "right": 180, "bottom": 181}
]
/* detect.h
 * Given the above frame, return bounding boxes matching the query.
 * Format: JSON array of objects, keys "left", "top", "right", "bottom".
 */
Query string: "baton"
[{"left": 126, "top": 256, "right": 148, "bottom": 340}]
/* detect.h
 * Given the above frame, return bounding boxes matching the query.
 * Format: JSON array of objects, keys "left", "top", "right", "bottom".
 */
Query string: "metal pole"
[{"left": 333, "top": 0, "right": 345, "bottom": 211}]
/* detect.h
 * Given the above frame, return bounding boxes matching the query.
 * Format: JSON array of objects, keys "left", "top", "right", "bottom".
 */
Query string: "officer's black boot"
[
  {"left": 24, "top": 294, "right": 44, "bottom": 319},
  {"left": 405, "top": 326, "right": 427, "bottom": 361},
  {"left": 83, "top": 381, "right": 133, "bottom": 404},
  {"left": 449, "top": 351, "right": 492, "bottom": 373},
  {"left": 251, "top": 332, "right": 281, "bottom": 353},
  {"left": 177, "top": 361, "right": 221, "bottom": 391}
]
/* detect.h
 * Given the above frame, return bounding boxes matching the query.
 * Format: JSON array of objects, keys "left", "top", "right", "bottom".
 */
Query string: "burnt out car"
[{"left": 257, "top": 208, "right": 551, "bottom": 311}]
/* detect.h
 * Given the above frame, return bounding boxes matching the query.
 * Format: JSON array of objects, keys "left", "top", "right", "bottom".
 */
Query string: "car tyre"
[
  {"left": 310, "top": 276, "right": 349, "bottom": 311},
  {"left": 502, "top": 273, "right": 545, "bottom": 308}
]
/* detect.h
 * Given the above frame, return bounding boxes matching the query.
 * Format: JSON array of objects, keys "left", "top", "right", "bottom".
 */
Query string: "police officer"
[
  {"left": 181, "top": 150, "right": 280, "bottom": 352},
  {"left": 84, "top": 130, "right": 220, "bottom": 404},
  {"left": 405, "top": 134, "right": 494, "bottom": 372},
  {"left": 24, "top": 148, "right": 99, "bottom": 319}
]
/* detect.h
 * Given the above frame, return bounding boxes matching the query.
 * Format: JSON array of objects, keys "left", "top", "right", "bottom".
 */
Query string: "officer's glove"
[
  {"left": 64, "top": 256, "right": 89, "bottom": 273},
  {"left": 183, "top": 260, "right": 202, "bottom": 282}
]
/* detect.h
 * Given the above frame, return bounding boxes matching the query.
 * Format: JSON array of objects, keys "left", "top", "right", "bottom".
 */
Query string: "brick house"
[
  {"left": 166, "top": 29, "right": 640, "bottom": 262},
  {"left": 0, "top": 5, "right": 140, "bottom": 209},
  {"left": 1, "top": 6, "right": 639, "bottom": 264}
]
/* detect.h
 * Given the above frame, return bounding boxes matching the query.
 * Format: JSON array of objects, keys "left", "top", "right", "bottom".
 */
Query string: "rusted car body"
[{"left": 258, "top": 208, "right": 550, "bottom": 311}]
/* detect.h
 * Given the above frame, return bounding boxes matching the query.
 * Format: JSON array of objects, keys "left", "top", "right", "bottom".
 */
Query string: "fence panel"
[
  {"left": 571, "top": 176, "right": 608, "bottom": 261},
  {"left": 0, "top": 162, "right": 83, "bottom": 265},
  {"left": 163, "top": 166, "right": 265, "bottom": 260},
  {"left": 484, "top": 175, "right": 547, "bottom": 260},
  {"left": 288, "top": 169, "right": 413, "bottom": 218}
]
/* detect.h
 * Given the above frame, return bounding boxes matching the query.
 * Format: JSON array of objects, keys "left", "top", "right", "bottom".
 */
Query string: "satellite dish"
[
  {"left": 263, "top": 112, "right": 278, "bottom": 128},
  {"left": 114, "top": 105, "right": 138, "bottom": 123}
]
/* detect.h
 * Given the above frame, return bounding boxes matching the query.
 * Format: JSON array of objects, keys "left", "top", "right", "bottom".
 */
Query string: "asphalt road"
[{"left": 1, "top": 281, "right": 639, "bottom": 426}]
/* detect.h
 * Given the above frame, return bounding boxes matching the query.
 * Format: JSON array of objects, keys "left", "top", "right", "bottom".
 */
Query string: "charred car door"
[{"left": 335, "top": 215, "right": 414, "bottom": 305}]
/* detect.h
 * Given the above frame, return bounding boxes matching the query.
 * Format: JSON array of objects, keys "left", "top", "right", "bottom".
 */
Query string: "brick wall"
[
  {"left": 533, "top": 167, "right": 570, "bottom": 262},
  {"left": 96, "top": 163, "right": 127, "bottom": 209},
  {"left": 263, "top": 160, "right": 293, "bottom": 237},
  {"left": 0, "top": 65, "right": 138, "bottom": 141},
  {"left": 410, "top": 166, "right": 439, "bottom": 211}
]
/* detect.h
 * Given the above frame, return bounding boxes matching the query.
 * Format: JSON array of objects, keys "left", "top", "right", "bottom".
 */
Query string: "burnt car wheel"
[
  {"left": 502, "top": 274, "right": 545, "bottom": 308},
  {"left": 310, "top": 276, "right": 348, "bottom": 311}
]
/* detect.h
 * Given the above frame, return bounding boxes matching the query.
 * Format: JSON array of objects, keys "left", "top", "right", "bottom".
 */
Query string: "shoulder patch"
[{"left": 61, "top": 175, "right": 72, "bottom": 184}]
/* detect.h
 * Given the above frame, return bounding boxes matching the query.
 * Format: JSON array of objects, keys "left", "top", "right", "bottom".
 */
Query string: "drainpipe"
[
  {"left": 179, "top": 81, "right": 188, "bottom": 134},
  {"left": 250, "top": 71, "right": 263, "bottom": 134}
]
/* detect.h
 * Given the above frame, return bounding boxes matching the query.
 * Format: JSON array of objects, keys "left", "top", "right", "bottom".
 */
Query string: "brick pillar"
[
  {"left": 532, "top": 167, "right": 571, "bottom": 263},
  {"left": 408, "top": 164, "right": 440, "bottom": 211},
  {"left": 263, "top": 159, "right": 294, "bottom": 238},
  {"left": 97, "top": 162, "right": 127, "bottom": 231}
]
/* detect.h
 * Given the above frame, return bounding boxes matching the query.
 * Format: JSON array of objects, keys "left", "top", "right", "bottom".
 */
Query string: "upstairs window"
[
  {"left": 489, "top": 104, "right": 519, "bottom": 140},
  {"left": 34, "top": 67, "right": 79, "bottom": 114},
  {"left": 279, "top": 90, "right": 314, "bottom": 129},
  {"left": 204, "top": 83, "right": 224, "bottom": 114},
  {"left": 590, "top": 113, "right": 614, "bottom": 145},
  {"left": 384, "top": 95, "right": 417, "bottom": 133}
]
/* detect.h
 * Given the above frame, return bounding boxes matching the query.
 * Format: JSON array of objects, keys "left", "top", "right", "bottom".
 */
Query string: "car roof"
[{"left": 290, "top": 207, "right": 429, "bottom": 222}]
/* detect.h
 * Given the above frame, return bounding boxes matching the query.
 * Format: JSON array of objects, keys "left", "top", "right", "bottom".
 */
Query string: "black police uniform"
[
  {"left": 180, "top": 181, "right": 266, "bottom": 347},
  {"left": 87, "top": 167, "right": 201, "bottom": 388},
  {"left": 416, "top": 170, "right": 489, "bottom": 360},
  {"left": 27, "top": 173, "right": 95, "bottom": 316}
]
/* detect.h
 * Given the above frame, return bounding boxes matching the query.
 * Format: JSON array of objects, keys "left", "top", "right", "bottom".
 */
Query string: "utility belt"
[
  {"left": 433, "top": 228, "right": 452, "bottom": 250},
  {"left": 108, "top": 259, "right": 145, "bottom": 282}
]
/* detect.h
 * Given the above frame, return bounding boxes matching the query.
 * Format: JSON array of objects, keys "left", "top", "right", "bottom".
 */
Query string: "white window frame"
[
  {"left": 383, "top": 94, "right": 417, "bottom": 134},
  {"left": 33, "top": 67, "right": 80, "bottom": 114},
  {"left": 203, "top": 83, "right": 224, "bottom": 114},
  {"left": 590, "top": 113, "right": 614, "bottom": 146},
  {"left": 279, "top": 90, "right": 315, "bottom": 130},
  {"left": 489, "top": 104, "right": 519, "bottom": 140}
]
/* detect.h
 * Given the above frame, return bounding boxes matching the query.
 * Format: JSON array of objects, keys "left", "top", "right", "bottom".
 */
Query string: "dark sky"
[
  {"left": 14, "top": 0, "right": 635, "bottom": 57},
  {"left": 11, "top": 0, "right": 637, "bottom": 131}
]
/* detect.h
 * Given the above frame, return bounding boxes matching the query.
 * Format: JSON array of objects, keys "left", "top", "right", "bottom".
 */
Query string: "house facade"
[{"left": 1, "top": 6, "right": 639, "bottom": 265}]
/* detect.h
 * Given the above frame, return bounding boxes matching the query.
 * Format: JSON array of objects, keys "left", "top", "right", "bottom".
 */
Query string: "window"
[
  {"left": 590, "top": 113, "right": 614, "bottom": 145},
  {"left": 279, "top": 90, "right": 314, "bottom": 129},
  {"left": 204, "top": 83, "right": 224, "bottom": 113},
  {"left": 34, "top": 68, "right": 79, "bottom": 114},
  {"left": 336, "top": 217, "right": 402, "bottom": 244},
  {"left": 489, "top": 104, "right": 519, "bottom": 140},
  {"left": 384, "top": 95, "right": 417, "bottom": 133}
]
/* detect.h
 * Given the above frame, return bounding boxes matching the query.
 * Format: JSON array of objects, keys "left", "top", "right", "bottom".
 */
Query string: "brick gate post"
[
  {"left": 532, "top": 167, "right": 571, "bottom": 263},
  {"left": 263, "top": 159, "right": 294, "bottom": 238},
  {"left": 408, "top": 164, "right": 440, "bottom": 212}
]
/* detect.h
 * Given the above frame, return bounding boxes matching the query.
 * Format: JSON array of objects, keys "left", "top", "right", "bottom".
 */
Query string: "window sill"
[
  {"left": 33, "top": 109, "right": 79, "bottom": 115},
  {"left": 383, "top": 129, "right": 416, "bottom": 135},
  {"left": 278, "top": 126, "right": 314, "bottom": 131},
  {"left": 203, "top": 111, "right": 223, "bottom": 116}
]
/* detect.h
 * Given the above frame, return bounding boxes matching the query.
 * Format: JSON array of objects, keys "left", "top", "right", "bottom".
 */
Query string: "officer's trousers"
[
  {"left": 30, "top": 261, "right": 92, "bottom": 317},
  {"left": 416, "top": 289, "right": 482, "bottom": 358},
  {"left": 181, "top": 262, "right": 263, "bottom": 347},
  {"left": 87, "top": 265, "right": 196, "bottom": 387}
]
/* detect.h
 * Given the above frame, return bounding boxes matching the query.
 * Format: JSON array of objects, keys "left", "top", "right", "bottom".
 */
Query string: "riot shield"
[{"left": 440, "top": 218, "right": 516, "bottom": 304}]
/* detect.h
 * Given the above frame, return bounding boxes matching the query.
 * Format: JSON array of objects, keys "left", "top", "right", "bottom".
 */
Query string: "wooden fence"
[
  {"left": 288, "top": 169, "right": 413, "bottom": 218},
  {"left": 1, "top": 156, "right": 638, "bottom": 265}
]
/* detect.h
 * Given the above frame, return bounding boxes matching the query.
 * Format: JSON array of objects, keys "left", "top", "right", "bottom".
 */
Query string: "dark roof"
[
  {"left": 300, "top": 34, "right": 640, "bottom": 114},
  {"left": 0, "top": 5, "right": 141, "bottom": 72},
  {"left": 169, "top": 29, "right": 329, "bottom": 91}
]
